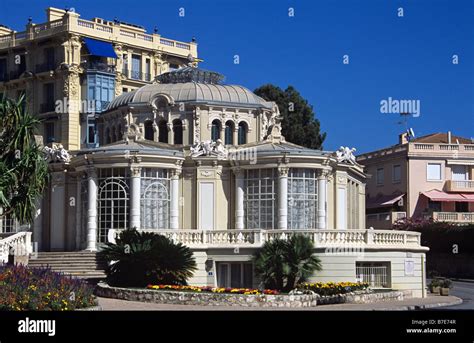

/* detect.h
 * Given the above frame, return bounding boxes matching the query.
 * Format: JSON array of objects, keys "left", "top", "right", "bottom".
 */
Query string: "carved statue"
[
  {"left": 44, "top": 144, "right": 71, "bottom": 163},
  {"left": 190, "top": 139, "right": 228, "bottom": 159},
  {"left": 335, "top": 146, "right": 357, "bottom": 164}
]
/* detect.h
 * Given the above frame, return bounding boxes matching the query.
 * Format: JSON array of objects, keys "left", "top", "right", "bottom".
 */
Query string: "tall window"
[
  {"left": 238, "top": 122, "right": 247, "bottom": 145},
  {"left": 45, "top": 47, "right": 55, "bottom": 69},
  {"left": 144, "top": 121, "right": 154, "bottom": 141},
  {"left": 98, "top": 169, "right": 129, "bottom": 243},
  {"left": 87, "top": 74, "right": 115, "bottom": 113},
  {"left": 141, "top": 168, "right": 170, "bottom": 229},
  {"left": 288, "top": 169, "right": 318, "bottom": 229},
  {"left": 145, "top": 58, "right": 151, "bottom": 81},
  {"left": 87, "top": 123, "right": 96, "bottom": 145},
  {"left": 427, "top": 163, "right": 442, "bottom": 181},
  {"left": 131, "top": 54, "right": 141, "bottom": 80},
  {"left": 225, "top": 121, "right": 234, "bottom": 145},
  {"left": 244, "top": 169, "right": 276, "bottom": 229},
  {"left": 211, "top": 120, "right": 221, "bottom": 141},
  {"left": 376, "top": 168, "right": 384, "bottom": 186},
  {"left": 392, "top": 165, "right": 401, "bottom": 183},
  {"left": 158, "top": 121, "right": 168, "bottom": 143},
  {"left": 173, "top": 119, "right": 183, "bottom": 144}
]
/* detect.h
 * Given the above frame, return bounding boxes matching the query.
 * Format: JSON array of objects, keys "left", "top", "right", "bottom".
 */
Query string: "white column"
[
  {"left": 278, "top": 167, "right": 289, "bottom": 230},
  {"left": 75, "top": 177, "right": 82, "bottom": 249},
  {"left": 170, "top": 170, "right": 180, "bottom": 229},
  {"left": 86, "top": 167, "right": 98, "bottom": 251},
  {"left": 234, "top": 169, "right": 245, "bottom": 230},
  {"left": 129, "top": 166, "right": 141, "bottom": 229},
  {"left": 317, "top": 170, "right": 328, "bottom": 229}
]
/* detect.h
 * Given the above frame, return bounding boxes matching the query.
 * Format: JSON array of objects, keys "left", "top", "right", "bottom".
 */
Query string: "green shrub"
[
  {"left": 99, "top": 228, "right": 197, "bottom": 287},
  {"left": 253, "top": 234, "right": 322, "bottom": 292}
]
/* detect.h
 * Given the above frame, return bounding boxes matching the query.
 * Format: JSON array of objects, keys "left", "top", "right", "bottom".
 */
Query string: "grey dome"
[{"left": 106, "top": 82, "right": 273, "bottom": 111}]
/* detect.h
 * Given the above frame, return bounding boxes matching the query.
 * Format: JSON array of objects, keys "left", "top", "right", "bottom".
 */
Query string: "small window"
[
  {"left": 173, "top": 119, "right": 183, "bottom": 145},
  {"left": 392, "top": 165, "right": 401, "bottom": 183},
  {"left": 455, "top": 202, "right": 468, "bottom": 213},
  {"left": 427, "top": 163, "right": 442, "bottom": 181},
  {"left": 144, "top": 121, "right": 154, "bottom": 141},
  {"left": 87, "top": 124, "right": 96, "bottom": 144},
  {"left": 224, "top": 121, "right": 233, "bottom": 145},
  {"left": 158, "top": 121, "right": 168, "bottom": 143},
  {"left": 238, "top": 122, "right": 247, "bottom": 145},
  {"left": 211, "top": 120, "right": 221, "bottom": 141},
  {"left": 376, "top": 168, "right": 384, "bottom": 186}
]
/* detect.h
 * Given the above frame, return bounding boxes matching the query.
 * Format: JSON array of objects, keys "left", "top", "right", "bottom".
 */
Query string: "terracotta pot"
[
  {"left": 431, "top": 286, "right": 440, "bottom": 294},
  {"left": 440, "top": 288, "right": 450, "bottom": 296}
]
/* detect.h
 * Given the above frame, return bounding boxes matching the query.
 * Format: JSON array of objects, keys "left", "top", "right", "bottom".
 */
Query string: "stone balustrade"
[
  {"left": 117, "top": 228, "right": 425, "bottom": 251},
  {"left": 0, "top": 231, "right": 32, "bottom": 263}
]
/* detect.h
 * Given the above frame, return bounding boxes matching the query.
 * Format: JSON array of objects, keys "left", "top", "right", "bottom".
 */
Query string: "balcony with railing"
[
  {"left": 111, "top": 228, "right": 426, "bottom": 251},
  {"left": 408, "top": 142, "right": 474, "bottom": 156},
  {"left": 445, "top": 180, "right": 474, "bottom": 193},
  {"left": 431, "top": 212, "right": 474, "bottom": 223},
  {"left": 83, "top": 61, "right": 116, "bottom": 74},
  {"left": 366, "top": 212, "right": 406, "bottom": 229},
  {"left": 0, "top": 14, "right": 197, "bottom": 59}
]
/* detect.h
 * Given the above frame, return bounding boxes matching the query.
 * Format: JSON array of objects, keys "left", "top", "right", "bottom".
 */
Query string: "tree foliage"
[
  {"left": 253, "top": 234, "right": 322, "bottom": 292},
  {"left": 254, "top": 84, "right": 326, "bottom": 149},
  {"left": 0, "top": 95, "right": 48, "bottom": 224}
]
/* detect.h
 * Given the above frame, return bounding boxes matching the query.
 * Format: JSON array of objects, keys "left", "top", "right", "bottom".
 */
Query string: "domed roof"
[{"left": 106, "top": 67, "right": 274, "bottom": 111}]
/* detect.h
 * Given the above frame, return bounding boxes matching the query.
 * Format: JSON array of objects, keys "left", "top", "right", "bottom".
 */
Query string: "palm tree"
[
  {"left": 99, "top": 228, "right": 197, "bottom": 287},
  {"left": 253, "top": 234, "right": 322, "bottom": 292},
  {"left": 0, "top": 95, "right": 48, "bottom": 224}
]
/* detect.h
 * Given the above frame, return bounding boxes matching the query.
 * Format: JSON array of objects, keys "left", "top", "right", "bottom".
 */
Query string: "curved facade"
[{"left": 37, "top": 67, "right": 427, "bottom": 297}]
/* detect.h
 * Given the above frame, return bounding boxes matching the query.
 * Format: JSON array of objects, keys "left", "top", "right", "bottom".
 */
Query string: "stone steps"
[{"left": 28, "top": 251, "right": 107, "bottom": 279}]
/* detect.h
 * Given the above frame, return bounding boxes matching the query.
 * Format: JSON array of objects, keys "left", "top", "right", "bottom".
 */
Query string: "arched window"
[
  {"left": 141, "top": 168, "right": 170, "bottom": 229},
  {"left": 238, "top": 122, "right": 247, "bottom": 145},
  {"left": 98, "top": 175, "right": 129, "bottom": 243},
  {"left": 225, "top": 121, "right": 234, "bottom": 145},
  {"left": 144, "top": 120, "right": 154, "bottom": 141},
  {"left": 211, "top": 119, "right": 221, "bottom": 141},
  {"left": 105, "top": 127, "right": 111, "bottom": 144},
  {"left": 117, "top": 124, "right": 122, "bottom": 141},
  {"left": 173, "top": 119, "right": 183, "bottom": 145},
  {"left": 111, "top": 126, "right": 117, "bottom": 142},
  {"left": 158, "top": 120, "right": 168, "bottom": 143}
]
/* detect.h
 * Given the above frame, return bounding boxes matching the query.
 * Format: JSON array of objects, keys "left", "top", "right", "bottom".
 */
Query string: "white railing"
[
  {"left": 413, "top": 143, "right": 434, "bottom": 150},
  {"left": 446, "top": 180, "right": 474, "bottom": 191},
  {"left": 115, "top": 229, "right": 425, "bottom": 250},
  {"left": 433, "top": 212, "right": 474, "bottom": 223},
  {"left": 0, "top": 231, "right": 32, "bottom": 263}
]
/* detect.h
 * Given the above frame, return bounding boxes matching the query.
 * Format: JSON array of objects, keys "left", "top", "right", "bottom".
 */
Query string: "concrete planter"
[
  {"left": 430, "top": 286, "right": 440, "bottom": 294},
  {"left": 95, "top": 282, "right": 409, "bottom": 308},
  {"left": 440, "top": 288, "right": 450, "bottom": 296}
]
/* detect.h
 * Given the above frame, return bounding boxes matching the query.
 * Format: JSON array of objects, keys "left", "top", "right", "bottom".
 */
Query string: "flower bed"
[
  {"left": 0, "top": 265, "right": 97, "bottom": 311},
  {"left": 147, "top": 284, "right": 279, "bottom": 295},
  {"left": 298, "top": 282, "right": 369, "bottom": 296}
]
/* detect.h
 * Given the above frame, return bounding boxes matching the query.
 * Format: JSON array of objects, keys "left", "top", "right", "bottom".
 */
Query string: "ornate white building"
[{"left": 20, "top": 66, "right": 427, "bottom": 296}]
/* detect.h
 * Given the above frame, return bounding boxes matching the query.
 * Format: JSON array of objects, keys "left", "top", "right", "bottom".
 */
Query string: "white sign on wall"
[{"left": 404, "top": 259, "right": 415, "bottom": 276}]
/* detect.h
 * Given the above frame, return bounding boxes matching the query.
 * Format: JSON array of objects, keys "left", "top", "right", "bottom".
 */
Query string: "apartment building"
[
  {"left": 357, "top": 132, "right": 474, "bottom": 229},
  {"left": 0, "top": 7, "right": 198, "bottom": 150}
]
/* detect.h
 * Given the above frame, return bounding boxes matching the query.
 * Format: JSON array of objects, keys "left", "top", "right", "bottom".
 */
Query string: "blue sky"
[{"left": 1, "top": 0, "right": 473, "bottom": 152}]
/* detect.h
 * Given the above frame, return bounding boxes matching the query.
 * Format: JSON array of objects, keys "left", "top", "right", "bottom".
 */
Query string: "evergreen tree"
[{"left": 254, "top": 84, "right": 326, "bottom": 149}]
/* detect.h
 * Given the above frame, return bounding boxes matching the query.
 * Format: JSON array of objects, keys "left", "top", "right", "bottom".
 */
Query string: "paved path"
[
  {"left": 438, "top": 280, "right": 474, "bottom": 310},
  {"left": 97, "top": 294, "right": 461, "bottom": 311}
]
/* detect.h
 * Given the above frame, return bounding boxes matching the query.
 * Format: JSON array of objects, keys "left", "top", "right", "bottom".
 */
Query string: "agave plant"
[
  {"left": 253, "top": 234, "right": 322, "bottom": 292},
  {"left": 99, "top": 228, "right": 197, "bottom": 287}
]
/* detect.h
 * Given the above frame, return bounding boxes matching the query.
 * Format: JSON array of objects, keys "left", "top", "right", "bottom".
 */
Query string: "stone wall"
[{"left": 95, "top": 283, "right": 408, "bottom": 308}]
